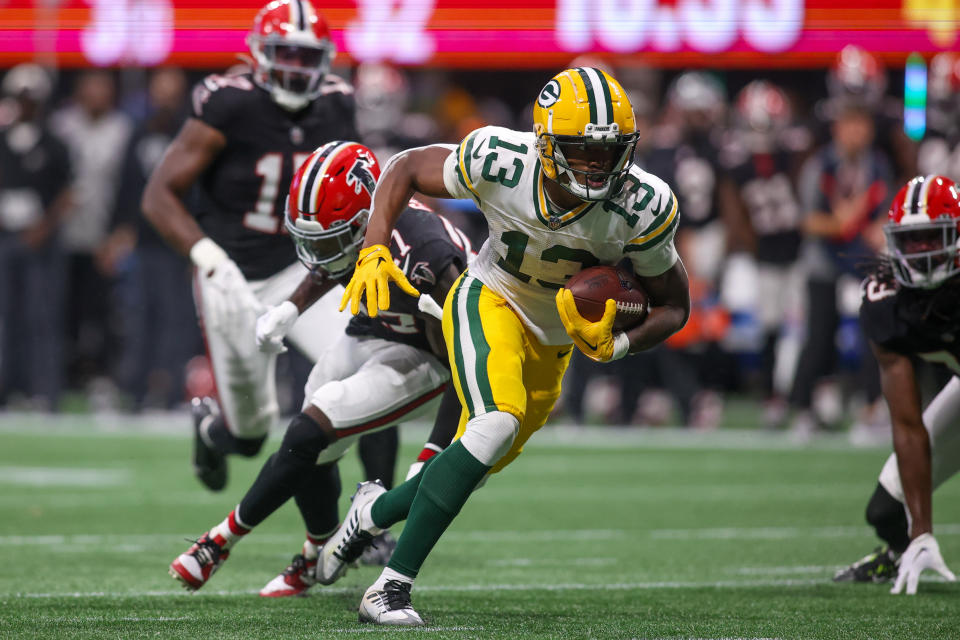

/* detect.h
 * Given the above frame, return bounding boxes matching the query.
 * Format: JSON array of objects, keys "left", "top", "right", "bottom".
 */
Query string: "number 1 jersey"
[
  {"left": 442, "top": 125, "right": 680, "bottom": 345},
  {"left": 189, "top": 72, "right": 359, "bottom": 280}
]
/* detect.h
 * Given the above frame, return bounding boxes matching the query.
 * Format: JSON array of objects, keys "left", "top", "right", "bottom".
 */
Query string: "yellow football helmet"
[{"left": 533, "top": 67, "right": 638, "bottom": 201}]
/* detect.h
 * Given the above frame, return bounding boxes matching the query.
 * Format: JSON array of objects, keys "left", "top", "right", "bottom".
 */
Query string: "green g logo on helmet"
[{"left": 537, "top": 80, "right": 561, "bottom": 108}]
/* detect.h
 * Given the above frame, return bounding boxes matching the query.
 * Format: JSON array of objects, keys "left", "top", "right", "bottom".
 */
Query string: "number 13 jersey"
[{"left": 442, "top": 125, "right": 680, "bottom": 345}]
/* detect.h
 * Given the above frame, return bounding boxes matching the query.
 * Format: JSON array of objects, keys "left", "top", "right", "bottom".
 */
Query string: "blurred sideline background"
[{"left": 1, "top": 0, "right": 959, "bottom": 441}]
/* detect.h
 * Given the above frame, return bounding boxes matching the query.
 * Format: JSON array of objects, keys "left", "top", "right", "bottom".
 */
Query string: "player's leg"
[
  {"left": 259, "top": 461, "right": 342, "bottom": 597},
  {"left": 835, "top": 376, "right": 960, "bottom": 582},
  {"left": 355, "top": 426, "right": 400, "bottom": 565},
  {"left": 369, "top": 387, "right": 466, "bottom": 530},
  {"left": 357, "top": 275, "right": 529, "bottom": 626},
  {"left": 292, "top": 336, "right": 447, "bottom": 585},
  {"left": 169, "top": 335, "right": 366, "bottom": 590},
  {"left": 190, "top": 272, "right": 276, "bottom": 489}
]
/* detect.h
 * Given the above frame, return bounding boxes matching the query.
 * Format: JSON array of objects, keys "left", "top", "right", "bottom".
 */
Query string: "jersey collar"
[{"left": 533, "top": 159, "right": 597, "bottom": 230}]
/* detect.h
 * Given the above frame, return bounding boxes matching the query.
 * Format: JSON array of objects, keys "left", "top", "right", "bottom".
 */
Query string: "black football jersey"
[
  {"left": 860, "top": 268, "right": 960, "bottom": 373},
  {"left": 346, "top": 203, "right": 470, "bottom": 353},
  {"left": 726, "top": 150, "right": 803, "bottom": 265},
  {"left": 0, "top": 124, "right": 72, "bottom": 220},
  {"left": 645, "top": 135, "right": 723, "bottom": 230},
  {"left": 189, "top": 72, "right": 360, "bottom": 280}
]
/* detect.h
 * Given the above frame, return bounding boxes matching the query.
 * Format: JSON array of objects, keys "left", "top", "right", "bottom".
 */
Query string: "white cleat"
[
  {"left": 317, "top": 481, "right": 386, "bottom": 585},
  {"left": 358, "top": 580, "right": 424, "bottom": 626}
]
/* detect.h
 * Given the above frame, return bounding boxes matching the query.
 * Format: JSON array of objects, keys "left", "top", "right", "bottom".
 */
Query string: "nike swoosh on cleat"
[
  {"left": 557, "top": 348, "right": 573, "bottom": 359},
  {"left": 583, "top": 339, "right": 598, "bottom": 351}
]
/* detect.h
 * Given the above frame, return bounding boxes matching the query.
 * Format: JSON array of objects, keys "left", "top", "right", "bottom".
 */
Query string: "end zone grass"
[{"left": 1, "top": 420, "right": 958, "bottom": 639}]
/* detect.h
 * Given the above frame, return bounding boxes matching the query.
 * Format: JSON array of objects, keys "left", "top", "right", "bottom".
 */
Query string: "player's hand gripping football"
[
  {"left": 891, "top": 533, "right": 956, "bottom": 595},
  {"left": 555, "top": 289, "right": 627, "bottom": 363},
  {"left": 340, "top": 244, "right": 420, "bottom": 317},
  {"left": 256, "top": 301, "right": 299, "bottom": 354}
]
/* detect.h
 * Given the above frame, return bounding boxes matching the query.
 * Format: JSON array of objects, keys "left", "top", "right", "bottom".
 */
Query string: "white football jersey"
[{"left": 442, "top": 125, "right": 679, "bottom": 345}]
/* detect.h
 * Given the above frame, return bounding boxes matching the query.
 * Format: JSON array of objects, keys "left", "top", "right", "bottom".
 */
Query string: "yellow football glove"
[
  {"left": 339, "top": 244, "right": 420, "bottom": 317},
  {"left": 555, "top": 289, "right": 630, "bottom": 363}
]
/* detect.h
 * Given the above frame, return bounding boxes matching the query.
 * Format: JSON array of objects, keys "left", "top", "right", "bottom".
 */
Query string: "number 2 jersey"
[
  {"left": 860, "top": 267, "right": 960, "bottom": 374},
  {"left": 442, "top": 125, "right": 679, "bottom": 345},
  {"left": 190, "top": 72, "right": 359, "bottom": 280},
  {"left": 346, "top": 202, "right": 472, "bottom": 352}
]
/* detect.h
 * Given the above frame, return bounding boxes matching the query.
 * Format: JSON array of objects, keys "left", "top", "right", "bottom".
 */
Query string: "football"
[{"left": 564, "top": 265, "right": 649, "bottom": 331}]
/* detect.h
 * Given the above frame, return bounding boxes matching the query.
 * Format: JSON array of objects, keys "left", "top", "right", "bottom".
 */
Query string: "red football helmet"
[
  {"left": 736, "top": 81, "right": 791, "bottom": 133},
  {"left": 247, "top": 0, "right": 336, "bottom": 111},
  {"left": 885, "top": 175, "right": 960, "bottom": 289},
  {"left": 285, "top": 141, "right": 380, "bottom": 278},
  {"left": 734, "top": 80, "right": 791, "bottom": 152},
  {"left": 827, "top": 45, "right": 886, "bottom": 107}
]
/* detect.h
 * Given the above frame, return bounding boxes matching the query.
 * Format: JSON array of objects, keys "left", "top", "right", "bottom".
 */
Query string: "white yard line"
[
  {"left": 0, "top": 415, "right": 886, "bottom": 451},
  {"left": 0, "top": 466, "right": 131, "bottom": 487},
  {"left": 6, "top": 577, "right": 824, "bottom": 599},
  {"left": 3, "top": 524, "right": 960, "bottom": 548}
]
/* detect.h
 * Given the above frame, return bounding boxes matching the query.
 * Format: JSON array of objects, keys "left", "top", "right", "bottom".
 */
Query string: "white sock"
[
  {"left": 302, "top": 539, "right": 319, "bottom": 561},
  {"left": 208, "top": 506, "right": 251, "bottom": 551},
  {"left": 359, "top": 501, "right": 384, "bottom": 535},
  {"left": 372, "top": 567, "right": 414, "bottom": 590}
]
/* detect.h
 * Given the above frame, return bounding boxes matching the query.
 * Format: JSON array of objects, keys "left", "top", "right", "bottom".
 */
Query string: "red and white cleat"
[
  {"left": 169, "top": 533, "right": 230, "bottom": 591},
  {"left": 259, "top": 554, "right": 317, "bottom": 598}
]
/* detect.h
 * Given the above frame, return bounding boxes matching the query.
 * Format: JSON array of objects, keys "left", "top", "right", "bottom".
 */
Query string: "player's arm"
[
  {"left": 871, "top": 340, "right": 931, "bottom": 537},
  {"left": 363, "top": 146, "right": 453, "bottom": 248},
  {"left": 630, "top": 259, "right": 691, "bottom": 353},
  {"left": 717, "top": 177, "right": 755, "bottom": 254},
  {"left": 341, "top": 145, "right": 454, "bottom": 316},
  {"left": 141, "top": 119, "right": 225, "bottom": 261},
  {"left": 874, "top": 339, "right": 958, "bottom": 594}
]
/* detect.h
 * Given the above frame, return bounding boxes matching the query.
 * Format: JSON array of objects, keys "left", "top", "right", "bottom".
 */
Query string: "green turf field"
[{"left": 2, "top": 418, "right": 959, "bottom": 639}]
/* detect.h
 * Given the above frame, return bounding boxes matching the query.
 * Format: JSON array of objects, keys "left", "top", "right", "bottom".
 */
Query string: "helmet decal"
[
  {"left": 347, "top": 156, "right": 377, "bottom": 197},
  {"left": 537, "top": 80, "right": 561, "bottom": 109}
]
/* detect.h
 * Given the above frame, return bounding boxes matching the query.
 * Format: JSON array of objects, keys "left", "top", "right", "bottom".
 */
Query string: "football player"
[
  {"left": 833, "top": 175, "right": 959, "bottom": 594},
  {"left": 815, "top": 45, "right": 916, "bottom": 184},
  {"left": 141, "top": 0, "right": 400, "bottom": 494},
  {"left": 168, "top": 141, "right": 471, "bottom": 596},
  {"left": 719, "top": 80, "right": 808, "bottom": 426},
  {"left": 328, "top": 67, "right": 690, "bottom": 625}
]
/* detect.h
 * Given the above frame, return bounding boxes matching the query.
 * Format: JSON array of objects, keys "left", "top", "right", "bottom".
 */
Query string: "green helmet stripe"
[{"left": 575, "top": 67, "right": 598, "bottom": 124}]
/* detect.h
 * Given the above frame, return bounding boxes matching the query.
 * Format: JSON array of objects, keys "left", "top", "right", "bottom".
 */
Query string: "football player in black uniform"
[
  {"left": 719, "top": 80, "right": 809, "bottom": 426},
  {"left": 834, "top": 175, "right": 959, "bottom": 594},
  {"left": 169, "top": 141, "right": 470, "bottom": 596},
  {"left": 142, "top": 0, "right": 408, "bottom": 499}
]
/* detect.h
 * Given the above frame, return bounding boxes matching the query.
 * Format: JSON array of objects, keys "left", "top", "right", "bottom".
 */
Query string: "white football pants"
[
  {"left": 193, "top": 261, "right": 348, "bottom": 439},
  {"left": 305, "top": 333, "right": 449, "bottom": 465},
  {"left": 879, "top": 375, "right": 960, "bottom": 502}
]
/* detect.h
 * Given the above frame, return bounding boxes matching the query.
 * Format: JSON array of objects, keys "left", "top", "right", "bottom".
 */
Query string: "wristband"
[
  {"left": 189, "top": 238, "right": 229, "bottom": 275},
  {"left": 610, "top": 332, "right": 631, "bottom": 361}
]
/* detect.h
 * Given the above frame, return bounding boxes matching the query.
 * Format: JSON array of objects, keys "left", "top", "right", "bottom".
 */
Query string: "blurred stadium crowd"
[{"left": 1, "top": 47, "right": 959, "bottom": 434}]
